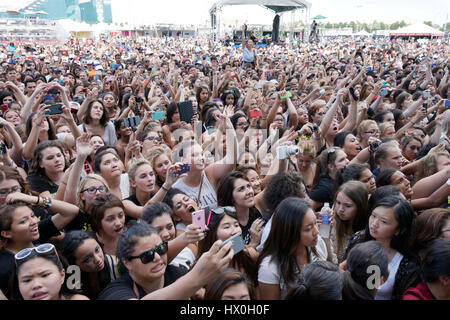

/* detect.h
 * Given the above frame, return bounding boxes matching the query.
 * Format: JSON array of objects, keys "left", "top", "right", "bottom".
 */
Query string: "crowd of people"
[{"left": 0, "top": 32, "right": 449, "bottom": 301}]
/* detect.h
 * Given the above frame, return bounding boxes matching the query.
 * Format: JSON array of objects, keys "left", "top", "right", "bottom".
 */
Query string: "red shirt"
[{"left": 402, "top": 282, "right": 436, "bottom": 300}]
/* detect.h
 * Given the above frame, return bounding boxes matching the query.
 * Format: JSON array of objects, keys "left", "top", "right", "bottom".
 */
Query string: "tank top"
[{"left": 172, "top": 171, "right": 218, "bottom": 209}]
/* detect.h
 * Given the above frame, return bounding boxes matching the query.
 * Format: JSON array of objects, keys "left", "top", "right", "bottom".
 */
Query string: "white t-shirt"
[
  {"left": 258, "top": 236, "right": 329, "bottom": 296},
  {"left": 169, "top": 247, "right": 196, "bottom": 270},
  {"left": 256, "top": 215, "right": 272, "bottom": 252},
  {"left": 120, "top": 173, "right": 130, "bottom": 200},
  {"left": 375, "top": 251, "right": 403, "bottom": 300}
]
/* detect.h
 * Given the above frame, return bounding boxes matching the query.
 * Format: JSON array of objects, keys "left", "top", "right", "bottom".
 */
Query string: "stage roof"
[{"left": 210, "top": 0, "right": 312, "bottom": 14}]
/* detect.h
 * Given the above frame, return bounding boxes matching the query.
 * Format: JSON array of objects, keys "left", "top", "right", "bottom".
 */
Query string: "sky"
[
  {"left": 109, "top": 0, "right": 450, "bottom": 25},
  {"left": 2, "top": 0, "right": 449, "bottom": 26}
]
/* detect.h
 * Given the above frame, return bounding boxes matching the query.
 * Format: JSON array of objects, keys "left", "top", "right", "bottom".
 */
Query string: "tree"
[
  {"left": 424, "top": 21, "right": 433, "bottom": 27},
  {"left": 325, "top": 22, "right": 333, "bottom": 29},
  {"left": 379, "top": 22, "right": 386, "bottom": 30}
]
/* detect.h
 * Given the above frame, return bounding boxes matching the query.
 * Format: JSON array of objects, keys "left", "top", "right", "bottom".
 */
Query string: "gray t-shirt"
[{"left": 172, "top": 171, "right": 218, "bottom": 209}]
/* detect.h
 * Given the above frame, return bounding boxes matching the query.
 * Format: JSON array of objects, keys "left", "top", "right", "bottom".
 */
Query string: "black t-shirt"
[
  {"left": 64, "top": 210, "right": 93, "bottom": 232},
  {"left": 97, "top": 265, "right": 188, "bottom": 300},
  {"left": 123, "top": 194, "right": 141, "bottom": 225},
  {"left": 240, "top": 209, "right": 263, "bottom": 245},
  {"left": 309, "top": 175, "right": 334, "bottom": 208},
  {"left": 27, "top": 174, "right": 59, "bottom": 195},
  {"left": 0, "top": 217, "right": 61, "bottom": 299}
]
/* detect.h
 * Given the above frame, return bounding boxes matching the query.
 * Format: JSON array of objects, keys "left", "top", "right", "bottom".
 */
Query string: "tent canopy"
[
  {"left": 210, "top": 0, "right": 311, "bottom": 14},
  {"left": 354, "top": 29, "right": 371, "bottom": 36},
  {"left": 390, "top": 22, "right": 444, "bottom": 37}
]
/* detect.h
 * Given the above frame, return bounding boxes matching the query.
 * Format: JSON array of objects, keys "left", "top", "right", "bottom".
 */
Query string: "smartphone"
[
  {"left": 249, "top": 109, "right": 262, "bottom": 118},
  {"left": 319, "top": 89, "right": 325, "bottom": 95},
  {"left": 280, "top": 91, "right": 292, "bottom": 99},
  {"left": 124, "top": 116, "right": 140, "bottom": 129},
  {"left": 173, "top": 163, "right": 190, "bottom": 176},
  {"left": 445, "top": 100, "right": 450, "bottom": 108},
  {"left": 379, "top": 89, "right": 388, "bottom": 97},
  {"left": 422, "top": 91, "right": 431, "bottom": 98},
  {"left": 220, "top": 233, "right": 244, "bottom": 256},
  {"left": 45, "top": 104, "right": 63, "bottom": 115},
  {"left": 349, "top": 87, "right": 358, "bottom": 100},
  {"left": 366, "top": 66, "right": 373, "bottom": 72},
  {"left": 152, "top": 111, "right": 165, "bottom": 121},
  {"left": 191, "top": 209, "right": 206, "bottom": 231}
]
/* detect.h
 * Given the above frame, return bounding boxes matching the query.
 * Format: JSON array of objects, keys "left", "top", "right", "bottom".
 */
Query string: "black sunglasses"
[{"left": 128, "top": 242, "right": 168, "bottom": 264}]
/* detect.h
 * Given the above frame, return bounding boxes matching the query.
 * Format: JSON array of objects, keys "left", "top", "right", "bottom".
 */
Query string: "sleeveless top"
[{"left": 172, "top": 171, "right": 218, "bottom": 209}]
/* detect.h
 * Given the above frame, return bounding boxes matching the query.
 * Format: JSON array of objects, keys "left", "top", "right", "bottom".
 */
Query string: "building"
[{"left": 0, "top": 0, "right": 112, "bottom": 23}]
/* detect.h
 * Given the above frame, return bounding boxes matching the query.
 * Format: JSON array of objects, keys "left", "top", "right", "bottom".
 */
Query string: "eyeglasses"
[
  {"left": 81, "top": 186, "right": 108, "bottom": 194},
  {"left": 15, "top": 243, "right": 60, "bottom": 268},
  {"left": 0, "top": 185, "right": 22, "bottom": 197},
  {"left": 144, "top": 136, "right": 162, "bottom": 143},
  {"left": 128, "top": 242, "right": 168, "bottom": 264},
  {"left": 441, "top": 229, "right": 450, "bottom": 234},
  {"left": 365, "top": 130, "right": 380, "bottom": 135}
]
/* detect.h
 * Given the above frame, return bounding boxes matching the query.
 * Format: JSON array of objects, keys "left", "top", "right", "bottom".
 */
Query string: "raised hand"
[{"left": 76, "top": 133, "right": 94, "bottom": 158}]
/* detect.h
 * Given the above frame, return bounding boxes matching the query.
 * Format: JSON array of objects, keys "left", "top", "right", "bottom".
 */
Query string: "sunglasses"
[
  {"left": 210, "top": 206, "right": 236, "bottom": 215},
  {"left": 15, "top": 243, "right": 60, "bottom": 267},
  {"left": 128, "top": 242, "right": 168, "bottom": 264}
]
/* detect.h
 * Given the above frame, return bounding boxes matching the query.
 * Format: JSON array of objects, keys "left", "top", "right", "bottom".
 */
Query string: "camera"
[
  {"left": 135, "top": 95, "right": 143, "bottom": 103},
  {"left": 369, "top": 141, "right": 380, "bottom": 152},
  {"left": 276, "top": 145, "right": 299, "bottom": 160},
  {"left": 312, "top": 124, "right": 318, "bottom": 132}
]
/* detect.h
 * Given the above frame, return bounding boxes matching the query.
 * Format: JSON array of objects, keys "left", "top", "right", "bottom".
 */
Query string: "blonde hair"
[
  {"left": 298, "top": 139, "right": 316, "bottom": 158},
  {"left": 144, "top": 146, "right": 172, "bottom": 168},
  {"left": 379, "top": 122, "right": 394, "bottom": 137},
  {"left": 128, "top": 158, "right": 153, "bottom": 195},
  {"left": 77, "top": 174, "right": 110, "bottom": 211},
  {"left": 416, "top": 151, "right": 450, "bottom": 181},
  {"left": 357, "top": 120, "right": 378, "bottom": 139}
]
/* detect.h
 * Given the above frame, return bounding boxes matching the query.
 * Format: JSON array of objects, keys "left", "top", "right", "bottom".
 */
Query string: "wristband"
[
  {"left": 161, "top": 185, "right": 170, "bottom": 192},
  {"left": 35, "top": 196, "right": 40, "bottom": 205}
]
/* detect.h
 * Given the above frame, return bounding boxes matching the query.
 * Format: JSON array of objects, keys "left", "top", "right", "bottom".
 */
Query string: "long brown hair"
[
  {"left": 0, "top": 165, "right": 33, "bottom": 197},
  {"left": 333, "top": 181, "right": 369, "bottom": 259},
  {"left": 29, "top": 140, "right": 68, "bottom": 177},
  {"left": 410, "top": 208, "right": 450, "bottom": 263},
  {"left": 197, "top": 210, "right": 258, "bottom": 286},
  {"left": 204, "top": 268, "right": 255, "bottom": 300}
]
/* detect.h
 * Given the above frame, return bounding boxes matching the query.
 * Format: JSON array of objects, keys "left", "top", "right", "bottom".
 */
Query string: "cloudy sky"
[{"left": 2, "top": 0, "right": 449, "bottom": 25}]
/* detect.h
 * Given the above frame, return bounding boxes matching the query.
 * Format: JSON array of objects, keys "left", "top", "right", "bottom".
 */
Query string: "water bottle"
[{"left": 319, "top": 202, "right": 332, "bottom": 239}]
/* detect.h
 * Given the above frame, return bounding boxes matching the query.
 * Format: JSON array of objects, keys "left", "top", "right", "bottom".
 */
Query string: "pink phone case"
[{"left": 191, "top": 210, "right": 206, "bottom": 230}]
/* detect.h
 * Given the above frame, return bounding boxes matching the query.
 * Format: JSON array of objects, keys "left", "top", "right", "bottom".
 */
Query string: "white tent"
[
  {"left": 389, "top": 22, "right": 444, "bottom": 37},
  {"left": 354, "top": 29, "right": 371, "bottom": 36}
]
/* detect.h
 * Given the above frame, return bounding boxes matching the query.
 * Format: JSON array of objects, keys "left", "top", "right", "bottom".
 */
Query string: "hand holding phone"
[
  {"left": 45, "top": 104, "right": 63, "bottom": 115},
  {"left": 219, "top": 233, "right": 244, "bottom": 256},
  {"left": 173, "top": 163, "right": 190, "bottom": 177},
  {"left": 422, "top": 91, "right": 431, "bottom": 99},
  {"left": 191, "top": 209, "right": 206, "bottom": 231},
  {"left": 280, "top": 91, "right": 293, "bottom": 99},
  {"left": 151, "top": 111, "right": 165, "bottom": 121},
  {"left": 249, "top": 109, "right": 262, "bottom": 119}
]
